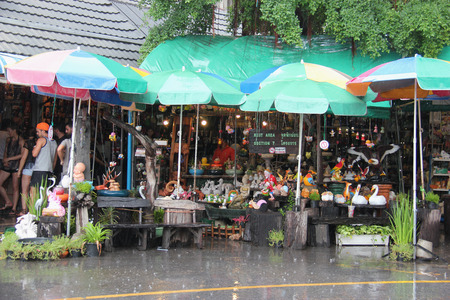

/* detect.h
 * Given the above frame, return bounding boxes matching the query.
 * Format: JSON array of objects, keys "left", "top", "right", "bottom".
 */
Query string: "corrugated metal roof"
[{"left": 0, "top": 0, "right": 147, "bottom": 65}]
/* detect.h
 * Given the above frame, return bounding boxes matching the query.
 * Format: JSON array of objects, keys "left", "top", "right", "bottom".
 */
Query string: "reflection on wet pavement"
[{"left": 1, "top": 235, "right": 450, "bottom": 299}]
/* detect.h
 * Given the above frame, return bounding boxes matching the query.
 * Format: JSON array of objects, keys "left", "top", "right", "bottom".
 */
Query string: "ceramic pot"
[
  {"left": 85, "top": 243, "right": 100, "bottom": 257},
  {"left": 427, "top": 201, "right": 439, "bottom": 209},
  {"left": 310, "top": 200, "right": 320, "bottom": 208},
  {"left": 70, "top": 249, "right": 83, "bottom": 257}
]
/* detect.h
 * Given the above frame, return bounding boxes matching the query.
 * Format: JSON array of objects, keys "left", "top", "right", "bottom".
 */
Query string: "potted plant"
[
  {"left": 81, "top": 222, "right": 112, "bottom": 257},
  {"left": 72, "top": 181, "right": 95, "bottom": 208},
  {"left": 425, "top": 191, "right": 440, "bottom": 209},
  {"left": 309, "top": 191, "right": 320, "bottom": 208},
  {"left": 68, "top": 237, "right": 85, "bottom": 257},
  {"left": 51, "top": 235, "right": 72, "bottom": 258},
  {"left": 336, "top": 225, "right": 391, "bottom": 246},
  {"left": 0, "top": 232, "right": 20, "bottom": 259},
  {"left": 267, "top": 229, "right": 284, "bottom": 247},
  {"left": 38, "top": 240, "right": 61, "bottom": 260},
  {"left": 388, "top": 193, "right": 415, "bottom": 261}
]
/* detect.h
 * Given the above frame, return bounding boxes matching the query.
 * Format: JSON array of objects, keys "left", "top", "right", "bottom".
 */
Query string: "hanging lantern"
[
  {"left": 361, "top": 133, "right": 365, "bottom": 141},
  {"left": 356, "top": 132, "right": 360, "bottom": 140},
  {"left": 158, "top": 105, "right": 167, "bottom": 112}
]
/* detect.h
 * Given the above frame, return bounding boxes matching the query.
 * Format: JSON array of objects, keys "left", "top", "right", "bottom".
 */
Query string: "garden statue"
[
  {"left": 42, "top": 190, "right": 66, "bottom": 217},
  {"left": 15, "top": 214, "right": 38, "bottom": 239},
  {"left": 73, "top": 162, "right": 86, "bottom": 182}
]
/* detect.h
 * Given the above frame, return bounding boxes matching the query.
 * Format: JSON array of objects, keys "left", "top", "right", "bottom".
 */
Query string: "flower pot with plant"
[
  {"left": 388, "top": 193, "right": 416, "bottom": 261},
  {"left": 336, "top": 225, "right": 391, "bottom": 246},
  {"left": 72, "top": 181, "right": 95, "bottom": 208},
  {"left": 425, "top": 191, "right": 440, "bottom": 209},
  {"left": 82, "top": 222, "right": 112, "bottom": 257},
  {"left": 0, "top": 232, "right": 20, "bottom": 259},
  {"left": 68, "top": 237, "right": 85, "bottom": 257},
  {"left": 51, "top": 235, "right": 72, "bottom": 258},
  {"left": 309, "top": 191, "right": 320, "bottom": 208},
  {"left": 267, "top": 229, "right": 284, "bottom": 247}
]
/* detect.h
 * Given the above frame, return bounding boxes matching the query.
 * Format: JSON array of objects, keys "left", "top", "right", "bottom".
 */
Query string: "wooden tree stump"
[
  {"left": 419, "top": 208, "right": 441, "bottom": 248},
  {"left": 284, "top": 211, "right": 308, "bottom": 249}
]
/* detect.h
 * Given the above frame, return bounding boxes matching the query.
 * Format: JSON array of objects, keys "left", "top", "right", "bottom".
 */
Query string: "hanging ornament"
[
  {"left": 373, "top": 125, "right": 378, "bottom": 133},
  {"left": 118, "top": 154, "right": 124, "bottom": 159},
  {"left": 135, "top": 125, "right": 142, "bottom": 131},
  {"left": 338, "top": 127, "right": 342, "bottom": 135},
  {"left": 218, "top": 138, "right": 222, "bottom": 145},
  {"left": 48, "top": 125, "right": 54, "bottom": 140},
  {"left": 158, "top": 105, "right": 167, "bottom": 112},
  {"left": 351, "top": 126, "right": 355, "bottom": 133},
  {"left": 366, "top": 140, "right": 375, "bottom": 148},
  {"left": 345, "top": 128, "right": 349, "bottom": 136},
  {"left": 110, "top": 161, "right": 117, "bottom": 167},
  {"left": 356, "top": 132, "right": 360, "bottom": 140},
  {"left": 330, "top": 129, "right": 335, "bottom": 137},
  {"left": 109, "top": 132, "right": 117, "bottom": 142},
  {"left": 380, "top": 127, "right": 385, "bottom": 133},
  {"left": 361, "top": 133, "right": 366, "bottom": 141}
]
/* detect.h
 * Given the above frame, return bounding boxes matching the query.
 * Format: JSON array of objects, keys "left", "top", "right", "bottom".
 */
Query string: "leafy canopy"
[{"left": 138, "top": 0, "right": 449, "bottom": 62}]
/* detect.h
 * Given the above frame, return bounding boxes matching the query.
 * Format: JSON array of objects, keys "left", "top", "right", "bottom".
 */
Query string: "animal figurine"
[
  {"left": 369, "top": 185, "right": 387, "bottom": 205},
  {"left": 343, "top": 182, "right": 352, "bottom": 201},
  {"left": 351, "top": 184, "right": 368, "bottom": 205},
  {"left": 330, "top": 158, "right": 345, "bottom": 174},
  {"left": 321, "top": 191, "right": 333, "bottom": 201},
  {"left": 303, "top": 170, "right": 316, "bottom": 186},
  {"left": 347, "top": 144, "right": 400, "bottom": 180},
  {"left": 42, "top": 191, "right": 66, "bottom": 217}
]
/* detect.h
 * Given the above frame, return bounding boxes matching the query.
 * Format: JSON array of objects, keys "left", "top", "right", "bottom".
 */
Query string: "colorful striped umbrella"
[
  {"left": 346, "top": 55, "right": 450, "bottom": 252},
  {"left": 240, "top": 61, "right": 369, "bottom": 205},
  {"left": 5, "top": 49, "right": 148, "bottom": 236},
  {"left": 240, "top": 62, "right": 367, "bottom": 116}
]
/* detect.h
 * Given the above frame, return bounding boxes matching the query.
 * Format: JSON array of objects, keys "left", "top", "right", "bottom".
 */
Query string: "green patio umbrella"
[
  {"left": 122, "top": 69, "right": 246, "bottom": 198},
  {"left": 240, "top": 61, "right": 368, "bottom": 205}
]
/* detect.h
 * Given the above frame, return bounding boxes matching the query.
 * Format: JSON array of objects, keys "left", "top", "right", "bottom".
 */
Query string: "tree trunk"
[{"left": 103, "top": 115, "right": 158, "bottom": 208}]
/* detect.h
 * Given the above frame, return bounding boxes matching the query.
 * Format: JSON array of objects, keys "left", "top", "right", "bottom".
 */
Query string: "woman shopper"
[
  {"left": 0, "top": 124, "right": 25, "bottom": 215},
  {"left": 17, "top": 127, "right": 36, "bottom": 216}
]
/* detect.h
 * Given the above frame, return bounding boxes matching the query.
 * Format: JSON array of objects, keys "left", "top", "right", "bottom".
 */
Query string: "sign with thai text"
[{"left": 249, "top": 130, "right": 299, "bottom": 154}]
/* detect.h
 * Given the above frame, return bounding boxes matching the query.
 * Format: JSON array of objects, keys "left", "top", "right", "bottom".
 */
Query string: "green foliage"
[
  {"left": 336, "top": 225, "right": 392, "bottom": 237},
  {"left": 154, "top": 208, "right": 165, "bottom": 223},
  {"left": 138, "top": 0, "right": 216, "bottom": 63},
  {"left": 309, "top": 191, "right": 320, "bottom": 201},
  {"left": 82, "top": 222, "right": 112, "bottom": 244},
  {"left": 388, "top": 193, "right": 416, "bottom": 246},
  {"left": 279, "top": 191, "right": 296, "bottom": 217},
  {"left": 0, "top": 232, "right": 19, "bottom": 259},
  {"left": 73, "top": 181, "right": 93, "bottom": 194},
  {"left": 267, "top": 229, "right": 284, "bottom": 247},
  {"left": 63, "top": 213, "right": 76, "bottom": 236},
  {"left": 389, "top": 243, "right": 414, "bottom": 261},
  {"left": 260, "top": 0, "right": 303, "bottom": 46},
  {"left": 98, "top": 207, "right": 119, "bottom": 225},
  {"left": 324, "top": 0, "right": 449, "bottom": 58},
  {"left": 68, "top": 237, "right": 85, "bottom": 254},
  {"left": 139, "top": 0, "right": 448, "bottom": 64},
  {"left": 425, "top": 191, "right": 440, "bottom": 204}
]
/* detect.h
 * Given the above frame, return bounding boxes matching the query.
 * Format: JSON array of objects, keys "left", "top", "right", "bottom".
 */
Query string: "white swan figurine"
[
  {"left": 369, "top": 185, "right": 386, "bottom": 205},
  {"left": 351, "top": 184, "right": 368, "bottom": 205}
]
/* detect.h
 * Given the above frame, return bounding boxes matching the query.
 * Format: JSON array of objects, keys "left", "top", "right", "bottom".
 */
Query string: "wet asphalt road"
[{"left": 1, "top": 237, "right": 450, "bottom": 300}]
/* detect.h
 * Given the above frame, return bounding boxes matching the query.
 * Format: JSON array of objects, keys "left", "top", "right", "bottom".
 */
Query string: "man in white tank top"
[{"left": 30, "top": 122, "right": 57, "bottom": 196}]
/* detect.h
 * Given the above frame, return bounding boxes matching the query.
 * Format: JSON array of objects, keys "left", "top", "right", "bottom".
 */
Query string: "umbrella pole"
[
  {"left": 418, "top": 99, "right": 425, "bottom": 201},
  {"left": 234, "top": 112, "right": 237, "bottom": 186},
  {"left": 413, "top": 79, "right": 418, "bottom": 254},
  {"left": 176, "top": 105, "right": 183, "bottom": 199},
  {"left": 127, "top": 111, "right": 133, "bottom": 190},
  {"left": 295, "top": 114, "right": 304, "bottom": 207},
  {"left": 193, "top": 105, "right": 199, "bottom": 199},
  {"left": 92, "top": 104, "right": 99, "bottom": 184},
  {"left": 66, "top": 93, "right": 77, "bottom": 236}
]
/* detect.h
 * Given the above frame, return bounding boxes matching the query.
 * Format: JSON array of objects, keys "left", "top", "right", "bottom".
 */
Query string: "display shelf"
[{"left": 430, "top": 158, "right": 450, "bottom": 193}]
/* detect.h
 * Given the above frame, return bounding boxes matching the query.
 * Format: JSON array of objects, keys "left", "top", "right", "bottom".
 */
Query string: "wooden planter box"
[{"left": 336, "top": 233, "right": 390, "bottom": 246}]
